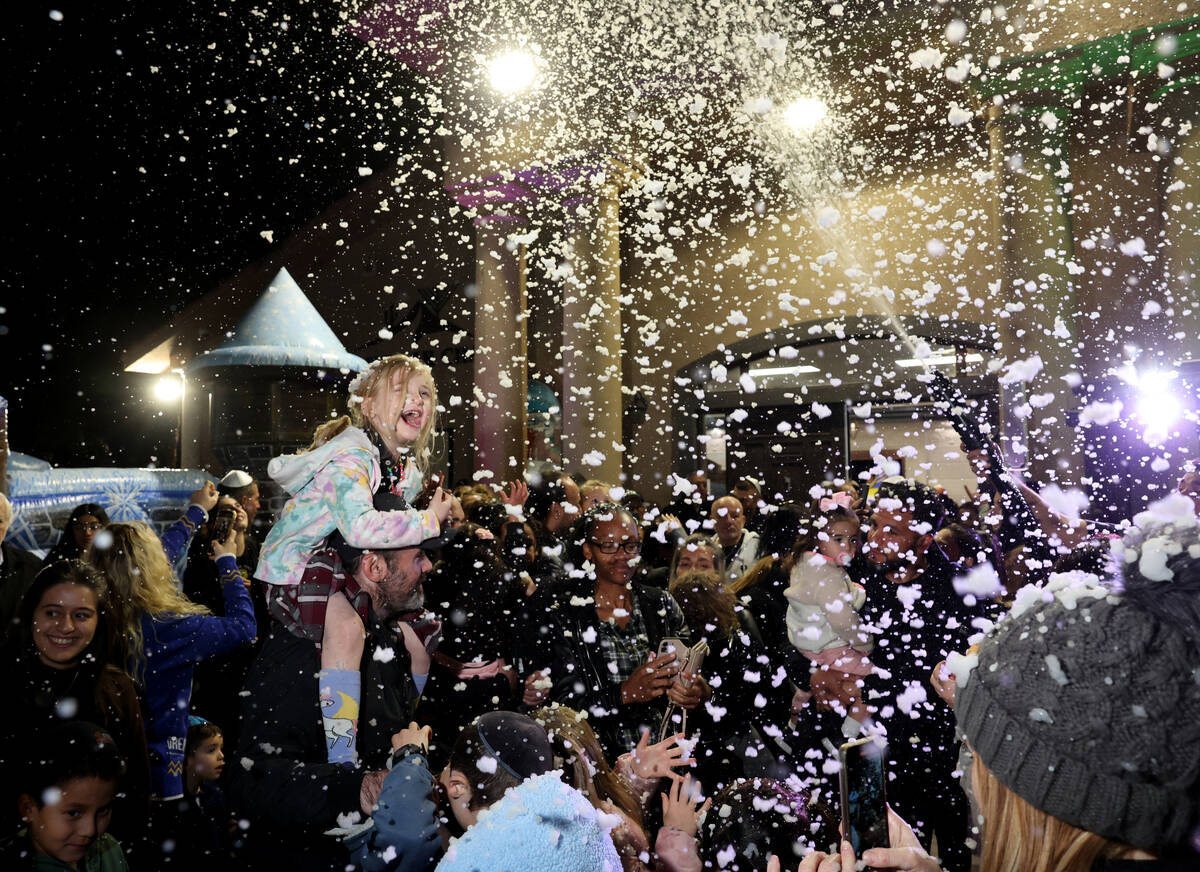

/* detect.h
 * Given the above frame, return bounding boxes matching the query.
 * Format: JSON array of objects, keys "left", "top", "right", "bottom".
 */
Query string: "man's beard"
[
  {"left": 869, "top": 548, "right": 918, "bottom": 577},
  {"left": 878, "top": 557, "right": 912, "bottom": 575},
  {"left": 390, "top": 588, "right": 424, "bottom": 615}
]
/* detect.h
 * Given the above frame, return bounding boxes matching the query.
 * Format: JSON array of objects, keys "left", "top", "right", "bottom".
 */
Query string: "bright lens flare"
[
  {"left": 1135, "top": 371, "right": 1181, "bottom": 442},
  {"left": 784, "top": 96, "right": 828, "bottom": 134},
  {"left": 487, "top": 50, "right": 538, "bottom": 95},
  {"left": 154, "top": 376, "right": 182, "bottom": 402}
]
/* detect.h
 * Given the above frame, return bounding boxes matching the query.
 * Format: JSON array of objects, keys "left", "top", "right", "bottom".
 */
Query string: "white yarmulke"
[{"left": 219, "top": 470, "right": 253, "bottom": 488}]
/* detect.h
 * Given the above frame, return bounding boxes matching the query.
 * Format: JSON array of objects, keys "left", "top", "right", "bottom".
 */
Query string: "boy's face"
[
  {"left": 20, "top": 776, "right": 115, "bottom": 865},
  {"left": 189, "top": 734, "right": 224, "bottom": 783}
]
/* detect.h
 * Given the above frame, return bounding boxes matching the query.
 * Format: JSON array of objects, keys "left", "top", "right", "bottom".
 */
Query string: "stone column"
[
  {"left": 987, "top": 103, "right": 1082, "bottom": 486},
  {"left": 560, "top": 184, "right": 625, "bottom": 484},
  {"left": 472, "top": 211, "right": 529, "bottom": 482}
]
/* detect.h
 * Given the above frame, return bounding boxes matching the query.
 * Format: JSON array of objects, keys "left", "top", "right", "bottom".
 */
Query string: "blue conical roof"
[{"left": 186, "top": 268, "right": 367, "bottom": 373}]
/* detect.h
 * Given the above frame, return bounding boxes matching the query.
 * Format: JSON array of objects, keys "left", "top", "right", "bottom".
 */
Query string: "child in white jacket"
[{"left": 785, "top": 495, "right": 873, "bottom": 722}]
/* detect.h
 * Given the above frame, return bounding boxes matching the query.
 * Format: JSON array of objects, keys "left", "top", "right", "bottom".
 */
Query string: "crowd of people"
[{"left": 1, "top": 352, "right": 1198, "bottom": 872}]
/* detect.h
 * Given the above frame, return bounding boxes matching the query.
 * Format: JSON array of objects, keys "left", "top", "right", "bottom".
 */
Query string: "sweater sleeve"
[
  {"left": 317, "top": 448, "right": 440, "bottom": 550},
  {"left": 161, "top": 504, "right": 208, "bottom": 570},
  {"left": 348, "top": 747, "right": 441, "bottom": 872},
  {"left": 149, "top": 556, "right": 256, "bottom": 664}
]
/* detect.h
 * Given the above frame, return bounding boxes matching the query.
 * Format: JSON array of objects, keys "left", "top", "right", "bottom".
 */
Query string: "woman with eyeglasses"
[
  {"left": 538, "top": 502, "right": 709, "bottom": 760},
  {"left": 44, "top": 503, "right": 110, "bottom": 564}
]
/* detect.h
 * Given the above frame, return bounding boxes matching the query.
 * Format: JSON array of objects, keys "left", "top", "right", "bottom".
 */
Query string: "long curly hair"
[
  {"left": 307, "top": 353, "right": 438, "bottom": 470},
  {"left": 88, "top": 522, "right": 209, "bottom": 678}
]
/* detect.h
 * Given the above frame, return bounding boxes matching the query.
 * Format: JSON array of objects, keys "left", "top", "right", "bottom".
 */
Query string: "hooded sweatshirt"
[
  {"left": 255, "top": 426, "right": 439, "bottom": 587},
  {"left": 436, "top": 772, "right": 622, "bottom": 872}
]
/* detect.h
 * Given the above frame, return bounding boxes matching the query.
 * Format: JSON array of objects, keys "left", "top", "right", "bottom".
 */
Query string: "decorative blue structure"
[
  {"left": 186, "top": 267, "right": 368, "bottom": 373},
  {"left": 7, "top": 452, "right": 210, "bottom": 556}
]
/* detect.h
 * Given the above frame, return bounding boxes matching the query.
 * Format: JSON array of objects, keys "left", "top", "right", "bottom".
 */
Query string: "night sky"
[{"left": 3, "top": 1, "right": 420, "bottom": 467}]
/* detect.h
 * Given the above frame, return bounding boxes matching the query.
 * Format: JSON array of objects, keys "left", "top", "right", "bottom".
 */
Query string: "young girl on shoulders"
[{"left": 255, "top": 354, "right": 452, "bottom": 766}]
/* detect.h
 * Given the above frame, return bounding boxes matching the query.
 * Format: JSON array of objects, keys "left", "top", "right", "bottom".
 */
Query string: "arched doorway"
[{"left": 671, "top": 315, "right": 1000, "bottom": 502}]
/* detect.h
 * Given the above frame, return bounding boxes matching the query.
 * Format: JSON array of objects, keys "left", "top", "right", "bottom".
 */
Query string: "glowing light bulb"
[
  {"left": 487, "top": 50, "right": 538, "bottom": 95},
  {"left": 154, "top": 376, "right": 182, "bottom": 402},
  {"left": 1135, "top": 371, "right": 1181, "bottom": 443},
  {"left": 784, "top": 96, "right": 828, "bottom": 134}
]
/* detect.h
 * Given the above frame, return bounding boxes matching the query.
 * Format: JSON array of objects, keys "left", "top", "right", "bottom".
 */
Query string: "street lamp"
[
  {"left": 154, "top": 375, "right": 182, "bottom": 402},
  {"left": 150, "top": 370, "right": 185, "bottom": 467},
  {"left": 486, "top": 49, "right": 538, "bottom": 95},
  {"left": 784, "top": 96, "right": 828, "bottom": 134}
]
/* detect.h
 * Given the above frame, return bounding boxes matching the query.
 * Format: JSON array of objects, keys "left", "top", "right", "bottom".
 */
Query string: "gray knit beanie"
[{"left": 957, "top": 492, "right": 1200, "bottom": 850}]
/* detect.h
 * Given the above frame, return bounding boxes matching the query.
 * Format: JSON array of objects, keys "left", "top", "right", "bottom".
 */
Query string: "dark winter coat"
[
  {"left": 539, "top": 575, "right": 687, "bottom": 759},
  {"left": 0, "top": 541, "right": 43, "bottom": 641},
  {"left": 227, "top": 609, "right": 417, "bottom": 871}
]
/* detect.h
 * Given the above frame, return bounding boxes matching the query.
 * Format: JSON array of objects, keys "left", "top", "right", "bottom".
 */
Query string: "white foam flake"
[
  {"left": 1044, "top": 654, "right": 1069, "bottom": 686},
  {"left": 953, "top": 562, "right": 1002, "bottom": 599}
]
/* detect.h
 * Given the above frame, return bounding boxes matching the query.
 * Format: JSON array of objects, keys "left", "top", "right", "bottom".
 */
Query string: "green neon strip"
[{"left": 973, "top": 15, "right": 1200, "bottom": 99}]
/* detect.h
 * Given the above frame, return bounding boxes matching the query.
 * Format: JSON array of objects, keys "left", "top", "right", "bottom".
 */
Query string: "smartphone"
[
  {"left": 657, "top": 637, "right": 687, "bottom": 663},
  {"left": 839, "top": 736, "right": 890, "bottom": 855},
  {"left": 209, "top": 511, "right": 236, "bottom": 548}
]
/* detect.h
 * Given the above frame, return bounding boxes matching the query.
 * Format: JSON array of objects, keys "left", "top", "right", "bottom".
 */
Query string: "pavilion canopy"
[{"left": 186, "top": 267, "right": 367, "bottom": 373}]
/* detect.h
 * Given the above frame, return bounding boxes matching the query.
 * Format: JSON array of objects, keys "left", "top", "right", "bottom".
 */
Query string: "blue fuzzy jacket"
[
  {"left": 436, "top": 772, "right": 621, "bottom": 872},
  {"left": 143, "top": 553, "right": 255, "bottom": 799}
]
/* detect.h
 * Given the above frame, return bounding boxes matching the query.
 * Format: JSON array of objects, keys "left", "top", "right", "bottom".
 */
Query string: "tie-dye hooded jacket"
[{"left": 255, "top": 426, "right": 439, "bottom": 586}]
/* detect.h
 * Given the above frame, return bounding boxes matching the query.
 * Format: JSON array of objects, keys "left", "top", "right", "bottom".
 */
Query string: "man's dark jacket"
[
  {"left": 227, "top": 611, "right": 416, "bottom": 871},
  {"left": 0, "top": 541, "right": 42, "bottom": 641}
]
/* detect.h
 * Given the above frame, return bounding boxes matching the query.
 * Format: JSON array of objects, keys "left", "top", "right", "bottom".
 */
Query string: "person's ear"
[
  {"left": 446, "top": 770, "right": 472, "bottom": 802},
  {"left": 360, "top": 551, "right": 390, "bottom": 584},
  {"left": 17, "top": 794, "right": 36, "bottom": 822},
  {"left": 581, "top": 540, "right": 595, "bottom": 564},
  {"left": 914, "top": 533, "right": 934, "bottom": 556}
]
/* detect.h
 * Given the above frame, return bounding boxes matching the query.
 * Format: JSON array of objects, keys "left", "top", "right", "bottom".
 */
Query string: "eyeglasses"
[
  {"left": 77, "top": 522, "right": 104, "bottom": 532},
  {"left": 588, "top": 539, "right": 640, "bottom": 555}
]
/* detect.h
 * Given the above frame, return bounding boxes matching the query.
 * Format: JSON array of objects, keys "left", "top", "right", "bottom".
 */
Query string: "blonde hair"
[
  {"left": 89, "top": 522, "right": 208, "bottom": 677},
  {"left": 308, "top": 354, "right": 438, "bottom": 469},
  {"left": 972, "top": 753, "right": 1141, "bottom": 872}
]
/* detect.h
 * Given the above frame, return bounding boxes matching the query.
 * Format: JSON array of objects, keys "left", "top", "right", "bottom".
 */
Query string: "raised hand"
[
  {"left": 191, "top": 481, "right": 219, "bottom": 513},
  {"left": 661, "top": 774, "right": 708, "bottom": 836},
  {"left": 502, "top": 479, "right": 529, "bottom": 514},
  {"left": 629, "top": 728, "right": 695, "bottom": 780},
  {"left": 390, "top": 721, "right": 432, "bottom": 753},
  {"left": 428, "top": 487, "right": 452, "bottom": 523}
]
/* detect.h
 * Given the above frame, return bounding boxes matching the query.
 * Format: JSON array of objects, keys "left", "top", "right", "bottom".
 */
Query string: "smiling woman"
[{"left": 2, "top": 560, "right": 150, "bottom": 840}]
